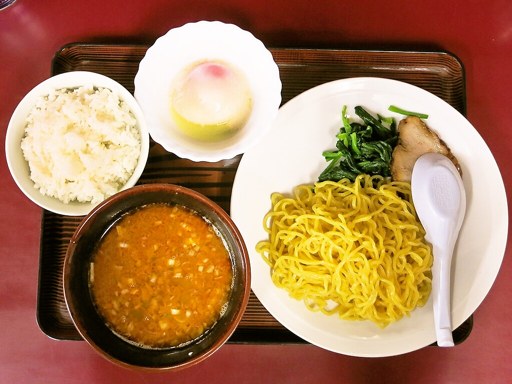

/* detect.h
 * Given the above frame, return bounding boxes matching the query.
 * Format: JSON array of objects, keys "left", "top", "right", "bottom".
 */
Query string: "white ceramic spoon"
[{"left": 411, "top": 153, "right": 466, "bottom": 347}]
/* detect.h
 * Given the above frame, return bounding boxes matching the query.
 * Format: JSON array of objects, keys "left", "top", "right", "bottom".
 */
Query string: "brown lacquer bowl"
[{"left": 63, "top": 183, "right": 250, "bottom": 370}]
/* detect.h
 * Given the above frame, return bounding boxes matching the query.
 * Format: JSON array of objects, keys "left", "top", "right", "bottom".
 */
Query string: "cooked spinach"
[
  {"left": 388, "top": 105, "right": 429, "bottom": 119},
  {"left": 318, "top": 106, "right": 398, "bottom": 182}
]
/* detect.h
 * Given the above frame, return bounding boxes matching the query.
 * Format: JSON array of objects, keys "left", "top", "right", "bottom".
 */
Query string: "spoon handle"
[{"left": 432, "top": 243, "right": 455, "bottom": 347}]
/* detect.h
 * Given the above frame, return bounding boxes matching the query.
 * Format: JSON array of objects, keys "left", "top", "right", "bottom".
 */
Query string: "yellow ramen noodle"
[{"left": 256, "top": 174, "right": 432, "bottom": 327}]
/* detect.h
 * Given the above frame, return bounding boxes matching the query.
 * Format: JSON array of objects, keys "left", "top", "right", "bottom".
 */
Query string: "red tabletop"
[{"left": 1, "top": 1, "right": 511, "bottom": 382}]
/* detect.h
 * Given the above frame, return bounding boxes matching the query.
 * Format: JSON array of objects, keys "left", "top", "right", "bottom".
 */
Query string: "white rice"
[{"left": 21, "top": 85, "right": 141, "bottom": 205}]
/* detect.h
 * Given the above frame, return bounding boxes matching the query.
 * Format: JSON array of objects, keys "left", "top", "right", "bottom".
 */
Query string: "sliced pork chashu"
[{"left": 391, "top": 116, "right": 461, "bottom": 181}]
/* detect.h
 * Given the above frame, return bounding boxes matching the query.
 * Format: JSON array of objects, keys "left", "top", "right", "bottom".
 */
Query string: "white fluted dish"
[{"left": 134, "top": 21, "right": 282, "bottom": 162}]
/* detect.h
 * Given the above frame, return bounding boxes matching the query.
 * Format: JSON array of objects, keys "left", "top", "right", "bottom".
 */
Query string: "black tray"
[{"left": 37, "top": 43, "right": 472, "bottom": 345}]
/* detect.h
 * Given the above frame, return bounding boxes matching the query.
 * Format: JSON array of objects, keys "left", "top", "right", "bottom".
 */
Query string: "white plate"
[
  {"left": 230, "top": 77, "right": 508, "bottom": 357},
  {"left": 134, "top": 21, "right": 281, "bottom": 162}
]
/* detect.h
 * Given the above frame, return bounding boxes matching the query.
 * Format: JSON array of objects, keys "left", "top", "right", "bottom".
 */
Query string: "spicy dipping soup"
[{"left": 89, "top": 203, "right": 233, "bottom": 348}]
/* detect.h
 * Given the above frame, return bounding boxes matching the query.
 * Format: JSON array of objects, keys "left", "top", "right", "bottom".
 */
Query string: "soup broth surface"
[{"left": 90, "top": 203, "right": 233, "bottom": 348}]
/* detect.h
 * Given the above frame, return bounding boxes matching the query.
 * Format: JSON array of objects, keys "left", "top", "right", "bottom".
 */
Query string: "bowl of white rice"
[{"left": 5, "top": 71, "right": 150, "bottom": 216}]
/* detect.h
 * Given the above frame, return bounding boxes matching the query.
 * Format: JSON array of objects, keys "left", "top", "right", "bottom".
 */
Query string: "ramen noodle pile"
[{"left": 256, "top": 174, "right": 432, "bottom": 327}]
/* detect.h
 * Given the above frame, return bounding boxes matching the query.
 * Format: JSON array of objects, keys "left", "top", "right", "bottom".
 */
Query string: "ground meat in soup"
[{"left": 90, "top": 203, "right": 233, "bottom": 348}]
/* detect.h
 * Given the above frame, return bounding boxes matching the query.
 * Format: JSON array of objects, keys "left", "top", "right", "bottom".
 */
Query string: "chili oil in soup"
[{"left": 89, "top": 203, "right": 233, "bottom": 348}]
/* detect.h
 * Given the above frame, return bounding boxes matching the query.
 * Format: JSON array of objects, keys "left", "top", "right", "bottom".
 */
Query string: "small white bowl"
[
  {"left": 134, "top": 20, "right": 282, "bottom": 162},
  {"left": 5, "top": 71, "right": 150, "bottom": 216}
]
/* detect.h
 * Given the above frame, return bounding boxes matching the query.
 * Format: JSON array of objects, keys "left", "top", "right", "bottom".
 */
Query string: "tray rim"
[{"left": 51, "top": 42, "right": 466, "bottom": 117}]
